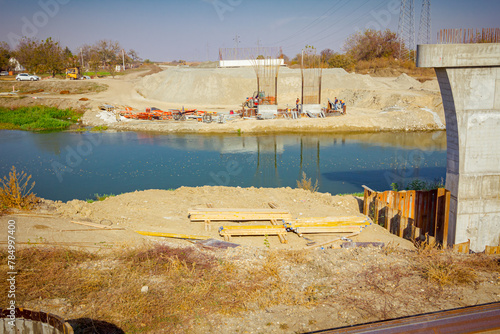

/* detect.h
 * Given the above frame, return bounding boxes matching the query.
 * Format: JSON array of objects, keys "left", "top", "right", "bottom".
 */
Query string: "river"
[{"left": 0, "top": 130, "right": 447, "bottom": 201}]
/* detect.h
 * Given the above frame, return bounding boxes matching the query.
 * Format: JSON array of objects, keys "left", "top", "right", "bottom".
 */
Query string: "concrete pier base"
[{"left": 417, "top": 43, "right": 500, "bottom": 252}]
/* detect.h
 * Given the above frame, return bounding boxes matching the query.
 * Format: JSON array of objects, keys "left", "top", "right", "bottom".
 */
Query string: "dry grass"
[
  {"left": 296, "top": 172, "right": 319, "bottom": 193},
  {"left": 138, "top": 64, "right": 163, "bottom": 78},
  {"left": 0, "top": 245, "right": 319, "bottom": 333},
  {"left": 0, "top": 166, "right": 39, "bottom": 210},
  {"left": 1, "top": 243, "right": 498, "bottom": 333},
  {"left": 413, "top": 241, "right": 499, "bottom": 286},
  {"left": 352, "top": 57, "right": 436, "bottom": 78}
]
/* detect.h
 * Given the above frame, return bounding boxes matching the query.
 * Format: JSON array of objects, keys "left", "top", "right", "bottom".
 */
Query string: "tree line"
[
  {"left": 288, "top": 29, "right": 412, "bottom": 70},
  {"left": 0, "top": 38, "right": 142, "bottom": 76}
]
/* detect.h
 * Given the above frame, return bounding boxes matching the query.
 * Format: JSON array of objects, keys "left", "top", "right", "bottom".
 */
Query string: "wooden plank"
[
  {"left": 7, "top": 213, "right": 61, "bottom": 218},
  {"left": 304, "top": 232, "right": 360, "bottom": 250},
  {"left": 293, "top": 216, "right": 369, "bottom": 224},
  {"left": 268, "top": 202, "right": 278, "bottom": 209},
  {"left": 271, "top": 219, "right": 287, "bottom": 243},
  {"left": 189, "top": 210, "right": 292, "bottom": 221},
  {"left": 290, "top": 222, "right": 369, "bottom": 229},
  {"left": 190, "top": 215, "right": 292, "bottom": 222},
  {"left": 442, "top": 189, "right": 451, "bottom": 248},
  {"left": 294, "top": 226, "right": 363, "bottom": 235},
  {"left": 453, "top": 240, "right": 470, "bottom": 254},
  {"left": 485, "top": 246, "right": 500, "bottom": 255},
  {"left": 135, "top": 231, "right": 210, "bottom": 240},
  {"left": 220, "top": 225, "right": 287, "bottom": 231},
  {"left": 189, "top": 208, "right": 290, "bottom": 213},
  {"left": 59, "top": 228, "right": 125, "bottom": 232},
  {"left": 219, "top": 225, "right": 288, "bottom": 244},
  {"left": 70, "top": 221, "right": 112, "bottom": 229}
]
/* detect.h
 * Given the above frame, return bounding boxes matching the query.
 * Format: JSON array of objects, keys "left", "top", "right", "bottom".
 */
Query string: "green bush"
[{"left": 0, "top": 106, "right": 79, "bottom": 131}]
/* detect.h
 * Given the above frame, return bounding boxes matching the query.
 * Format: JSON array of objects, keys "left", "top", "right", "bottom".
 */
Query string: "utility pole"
[
  {"left": 398, "top": 0, "right": 415, "bottom": 61},
  {"left": 80, "top": 48, "right": 83, "bottom": 69},
  {"left": 122, "top": 49, "right": 125, "bottom": 71},
  {"left": 301, "top": 49, "right": 304, "bottom": 111},
  {"left": 418, "top": 0, "right": 432, "bottom": 45}
]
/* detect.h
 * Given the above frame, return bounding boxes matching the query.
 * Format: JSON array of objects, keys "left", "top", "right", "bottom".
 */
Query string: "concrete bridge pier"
[{"left": 417, "top": 43, "right": 500, "bottom": 252}]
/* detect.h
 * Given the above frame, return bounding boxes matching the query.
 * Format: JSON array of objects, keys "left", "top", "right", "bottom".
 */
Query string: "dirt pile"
[
  {"left": 49, "top": 186, "right": 402, "bottom": 250},
  {"left": 135, "top": 67, "right": 442, "bottom": 113}
]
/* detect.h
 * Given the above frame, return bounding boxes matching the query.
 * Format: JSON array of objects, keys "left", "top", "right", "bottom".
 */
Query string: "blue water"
[{"left": 0, "top": 130, "right": 447, "bottom": 201}]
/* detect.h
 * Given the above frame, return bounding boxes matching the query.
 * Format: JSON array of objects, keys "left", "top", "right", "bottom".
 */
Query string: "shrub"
[
  {"left": 296, "top": 172, "right": 319, "bottom": 193},
  {"left": 0, "top": 166, "right": 39, "bottom": 210}
]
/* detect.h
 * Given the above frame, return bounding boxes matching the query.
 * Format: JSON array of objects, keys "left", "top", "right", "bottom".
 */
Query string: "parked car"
[
  {"left": 16, "top": 73, "right": 40, "bottom": 81},
  {"left": 80, "top": 75, "right": 91, "bottom": 80},
  {"left": 0, "top": 71, "right": 9, "bottom": 76}
]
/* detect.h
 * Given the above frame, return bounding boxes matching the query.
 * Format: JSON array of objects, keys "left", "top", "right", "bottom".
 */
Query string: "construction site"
[{"left": 1, "top": 0, "right": 500, "bottom": 332}]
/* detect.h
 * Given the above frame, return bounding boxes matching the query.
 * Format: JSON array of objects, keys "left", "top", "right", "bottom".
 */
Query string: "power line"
[
  {"left": 272, "top": 0, "right": 349, "bottom": 45},
  {"left": 418, "top": 0, "right": 431, "bottom": 45},
  {"left": 280, "top": 0, "right": 381, "bottom": 52},
  {"left": 305, "top": 0, "right": 389, "bottom": 48}
]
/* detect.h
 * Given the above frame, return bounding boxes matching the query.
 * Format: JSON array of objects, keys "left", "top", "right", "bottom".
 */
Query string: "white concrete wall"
[
  {"left": 418, "top": 44, "right": 500, "bottom": 252},
  {"left": 219, "top": 59, "right": 284, "bottom": 68}
]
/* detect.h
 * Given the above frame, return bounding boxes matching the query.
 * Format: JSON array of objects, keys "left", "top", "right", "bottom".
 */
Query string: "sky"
[{"left": 1, "top": 0, "right": 499, "bottom": 62}]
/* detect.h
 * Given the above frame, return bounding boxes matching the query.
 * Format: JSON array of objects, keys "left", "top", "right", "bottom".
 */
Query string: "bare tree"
[
  {"left": 343, "top": 29, "right": 402, "bottom": 62},
  {"left": 95, "top": 39, "right": 121, "bottom": 68},
  {"left": 127, "top": 49, "right": 142, "bottom": 63}
]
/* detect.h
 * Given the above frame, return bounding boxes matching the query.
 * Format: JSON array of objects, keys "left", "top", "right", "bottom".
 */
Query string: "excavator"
[{"left": 66, "top": 67, "right": 81, "bottom": 80}]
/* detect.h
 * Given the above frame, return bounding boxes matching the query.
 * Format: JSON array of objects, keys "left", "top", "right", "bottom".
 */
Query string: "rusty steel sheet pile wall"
[{"left": 363, "top": 186, "right": 450, "bottom": 247}]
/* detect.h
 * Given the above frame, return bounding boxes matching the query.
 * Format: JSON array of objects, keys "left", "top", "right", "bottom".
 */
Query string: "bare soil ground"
[
  {"left": 2, "top": 68, "right": 494, "bottom": 333},
  {"left": 1, "top": 187, "right": 499, "bottom": 333},
  {"left": 0, "top": 67, "right": 445, "bottom": 134}
]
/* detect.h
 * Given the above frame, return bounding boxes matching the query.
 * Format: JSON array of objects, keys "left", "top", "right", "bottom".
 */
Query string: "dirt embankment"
[
  {"left": 1, "top": 186, "right": 499, "bottom": 334},
  {"left": 0, "top": 67, "right": 445, "bottom": 134}
]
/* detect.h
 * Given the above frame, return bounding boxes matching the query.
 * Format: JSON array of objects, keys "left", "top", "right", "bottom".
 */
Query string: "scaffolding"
[
  {"left": 437, "top": 28, "right": 500, "bottom": 44},
  {"left": 248, "top": 47, "right": 282, "bottom": 106},
  {"left": 300, "top": 47, "right": 322, "bottom": 105}
]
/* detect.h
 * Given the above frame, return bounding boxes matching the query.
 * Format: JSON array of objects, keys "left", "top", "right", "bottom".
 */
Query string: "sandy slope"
[{"left": 1, "top": 67, "right": 445, "bottom": 134}]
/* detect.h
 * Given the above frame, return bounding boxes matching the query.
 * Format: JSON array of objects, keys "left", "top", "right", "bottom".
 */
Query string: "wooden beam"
[
  {"left": 190, "top": 212, "right": 292, "bottom": 221},
  {"left": 304, "top": 232, "right": 360, "bottom": 250},
  {"left": 219, "top": 225, "right": 288, "bottom": 243},
  {"left": 135, "top": 231, "right": 210, "bottom": 240},
  {"left": 485, "top": 246, "right": 500, "bottom": 255},
  {"left": 71, "top": 221, "right": 112, "bottom": 229}
]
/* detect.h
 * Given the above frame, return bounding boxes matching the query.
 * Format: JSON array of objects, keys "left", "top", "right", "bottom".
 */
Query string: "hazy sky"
[{"left": 1, "top": 0, "right": 499, "bottom": 62}]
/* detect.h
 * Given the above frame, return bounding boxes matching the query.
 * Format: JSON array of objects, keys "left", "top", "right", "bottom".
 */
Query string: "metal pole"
[
  {"left": 301, "top": 49, "right": 304, "bottom": 111},
  {"left": 275, "top": 76, "right": 278, "bottom": 105}
]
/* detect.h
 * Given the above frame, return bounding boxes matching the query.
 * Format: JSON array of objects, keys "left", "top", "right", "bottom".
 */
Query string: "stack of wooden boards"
[{"left": 188, "top": 208, "right": 371, "bottom": 244}]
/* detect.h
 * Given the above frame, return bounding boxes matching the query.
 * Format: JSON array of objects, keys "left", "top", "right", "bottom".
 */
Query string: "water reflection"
[{"left": 0, "top": 130, "right": 447, "bottom": 201}]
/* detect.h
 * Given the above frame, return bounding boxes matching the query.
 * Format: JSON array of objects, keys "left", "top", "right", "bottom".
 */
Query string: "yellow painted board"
[
  {"left": 220, "top": 230, "right": 287, "bottom": 236},
  {"left": 294, "top": 227, "right": 362, "bottom": 234},
  {"left": 290, "top": 222, "right": 369, "bottom": 228},
  {"left": 190, "top": 214, "right": 292, "bottom": 221},
  {"left": 294, "top": 216, "right": 369, "bottom": 223},
  {"left": 220, "top": 225, "right": 287, "bottom": 230},
  {"left": 485, "top": 246, "right": 500, "bottom": 255},
  {"left": 189, "top": 208, "right": 290, "bottom": 213},
  {"left": 135, "top": 231, "right": 210, "bottom": 240}
]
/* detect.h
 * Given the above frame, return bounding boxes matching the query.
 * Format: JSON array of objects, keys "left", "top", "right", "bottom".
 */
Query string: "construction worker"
[
  {"left": 340, "top": 100, "right": 346, "bottom": 115},
  {"left": 296, "top": 97, "right": 300, "bottom": 113}
]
